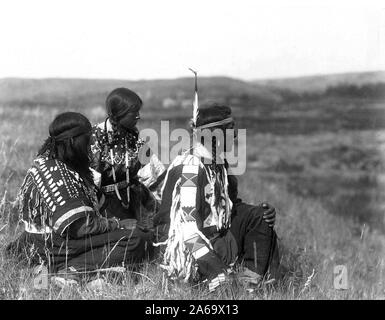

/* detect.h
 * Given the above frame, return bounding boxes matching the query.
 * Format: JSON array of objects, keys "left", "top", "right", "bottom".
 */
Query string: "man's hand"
[{"left": 261, "top": 203, "right": 276, "bottom": 227}]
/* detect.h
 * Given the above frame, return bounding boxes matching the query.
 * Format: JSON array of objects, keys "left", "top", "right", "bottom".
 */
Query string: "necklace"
[{"left": 104, "top": 118, "right": 144, "bottom": 209}]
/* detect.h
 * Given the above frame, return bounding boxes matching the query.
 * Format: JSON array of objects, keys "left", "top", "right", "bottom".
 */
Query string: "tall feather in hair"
[{"left": 189, "top": 68, "right": 199, "bottom": 130}]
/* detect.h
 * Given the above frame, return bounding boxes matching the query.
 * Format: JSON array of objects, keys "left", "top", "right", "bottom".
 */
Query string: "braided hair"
[
  {"left": 195, "top": 103, "right": 233, "bottom": 207},
  {"left": 195, "top": 103, "right": 232, "bottom": 165}
]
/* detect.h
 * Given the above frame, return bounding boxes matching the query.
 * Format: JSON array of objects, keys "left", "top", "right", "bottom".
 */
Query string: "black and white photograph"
[{"left": 0, "top": 0, "right": 384, "bottom": 303}]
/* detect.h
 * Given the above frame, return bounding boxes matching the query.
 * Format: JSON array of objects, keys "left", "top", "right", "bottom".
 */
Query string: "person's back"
[
  {"left": 19, "top": 155, "right": 98, "bottom": 236},
  {"left": 7, "top": 112, "right": 153, "bottom": 284},
  {"left": 154, "top": 104, "right": 281, "bottom": 292}
]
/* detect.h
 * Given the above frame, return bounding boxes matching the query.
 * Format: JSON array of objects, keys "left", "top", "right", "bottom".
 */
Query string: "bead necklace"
[{"left": 104, "top": 118, "right": 144, "bottom": 209}]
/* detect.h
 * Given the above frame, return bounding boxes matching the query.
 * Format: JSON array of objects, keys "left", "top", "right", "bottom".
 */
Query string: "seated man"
[
  {"left": 6, "top": 112, "right": 153, "bottom": 282},
  {"left": 154, "top": 104, "right": 280, "bottom": 292}
]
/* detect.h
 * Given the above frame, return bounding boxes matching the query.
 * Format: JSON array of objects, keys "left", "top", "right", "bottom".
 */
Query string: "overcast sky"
[{"left": 0, "top": 0, "right": 384, "bottom": 80}]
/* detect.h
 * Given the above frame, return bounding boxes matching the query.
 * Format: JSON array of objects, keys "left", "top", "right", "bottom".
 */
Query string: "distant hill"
[
  {"left": 0, "top": 77, "right": 281, "bottom": 108},
  {"left": 0, "top": 71, "right": 384, "bottom": 109},
  {"left": 254, "top": 71, "right": 385, "bottom": 93}
]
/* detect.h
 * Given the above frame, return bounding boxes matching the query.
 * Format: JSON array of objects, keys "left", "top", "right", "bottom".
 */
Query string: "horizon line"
[{"left": 0, "top": 69, "right": 384, "bottom": 83}]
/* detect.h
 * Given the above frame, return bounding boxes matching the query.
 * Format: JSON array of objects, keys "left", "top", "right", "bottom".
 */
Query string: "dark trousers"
[
  {"left": 7, "top": 228, "right": 153, "bottom": 273},
  {"left": 153, "top": 202, "right": 281, "bottom": 280},
  {"left": 230, "top": 202, "right": 280, "bottom": 279}
]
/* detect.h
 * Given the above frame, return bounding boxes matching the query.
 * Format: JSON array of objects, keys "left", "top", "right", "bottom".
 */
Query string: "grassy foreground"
[
  {"left": 1, "top": 165, "right": 384, "bottom": 299},
  {"left": 0, "top": 105, "right": 384, "bottom": 299}
]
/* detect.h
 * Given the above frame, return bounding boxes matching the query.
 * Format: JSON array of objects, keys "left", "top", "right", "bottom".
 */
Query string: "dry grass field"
[{"left": 1, "top": 77, "right": 385, "bottom": 300}]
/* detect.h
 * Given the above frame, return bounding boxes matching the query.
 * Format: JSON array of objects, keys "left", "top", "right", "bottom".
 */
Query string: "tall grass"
[{"left": 0, "top": 104, "right": 384, "bottom": 299}]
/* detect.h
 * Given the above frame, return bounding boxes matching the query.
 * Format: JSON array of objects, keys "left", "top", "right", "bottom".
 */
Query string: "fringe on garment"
[
  {"left": 17, "top": 172, "right": 52, "bottom": 236},
  {"left": 154, "top": 153, "right": 232, "bottom": 283},
  {"left": 156, "top": 178, "right": 193, "bottom": 282},
  {"left": 9, "top": 173, "right": 53, "bottom": 266},
  {"left": 203, "top": 164, "right": 232, "bottom": 231}
]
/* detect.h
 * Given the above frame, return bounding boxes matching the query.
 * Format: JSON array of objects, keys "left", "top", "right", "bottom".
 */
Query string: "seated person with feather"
[{"left": 154, "top": 104, "right": 281, "bottom": 292}]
